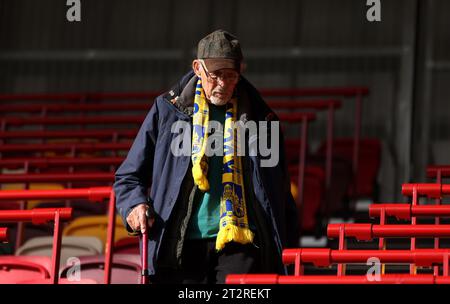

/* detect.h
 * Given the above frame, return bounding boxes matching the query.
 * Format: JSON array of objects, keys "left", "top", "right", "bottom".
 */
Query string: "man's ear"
[{"left": 192, "top": 60, "right": 201, "bottom": 77}]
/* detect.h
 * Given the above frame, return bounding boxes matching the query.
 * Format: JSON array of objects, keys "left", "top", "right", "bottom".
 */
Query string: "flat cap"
[{"left": 197, "top": 29, "right": 243, "bottom": 72}]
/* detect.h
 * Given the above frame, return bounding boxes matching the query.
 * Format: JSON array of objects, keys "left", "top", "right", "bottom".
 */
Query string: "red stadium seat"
[
  {"left": 0, "top": 256, "right": 52, "bottom": 284},
  {"left": 289, "top": 166, "right": 325, "bottom": 234},
  {"left": 59, "top": 254, "right": 141, "bottom": 284},
  {"left": 317, "top": 138, "right": 381, "bottom": 198}
]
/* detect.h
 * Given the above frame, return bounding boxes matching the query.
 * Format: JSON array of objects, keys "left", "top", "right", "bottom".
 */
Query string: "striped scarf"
[{"left": 191, "top": 79, "right": 254, "bottom": 251}]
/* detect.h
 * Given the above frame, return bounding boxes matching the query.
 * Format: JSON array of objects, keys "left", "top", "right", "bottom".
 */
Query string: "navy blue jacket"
[{"left": 114, "top": 71, "right": 299, "bottom": 276}]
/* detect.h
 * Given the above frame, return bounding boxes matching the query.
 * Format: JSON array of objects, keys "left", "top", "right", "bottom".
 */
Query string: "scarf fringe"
[{"left": 215, "top": 223, "right": 254, "bottom": 251}]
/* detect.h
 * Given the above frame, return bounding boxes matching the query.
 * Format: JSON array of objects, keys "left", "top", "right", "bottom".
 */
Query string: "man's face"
[{"left": 193, "top": 60, "right": 239, "bottom": 106}]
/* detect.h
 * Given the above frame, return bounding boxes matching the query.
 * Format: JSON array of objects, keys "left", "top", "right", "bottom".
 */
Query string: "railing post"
[
  {"left": 51, "top": 210, "right": 63, "bottom": 284},
  {"left": 15, "top": 181, "right": 30, "bottom": 251},
  {"left": 104, "top": 189, "right": 116, "bottom": 284},
  {"left": 379, "top": 208, "right": 386, "bottom": 275},
  {"left": 434, "top": 170, "right": 442, "bottom": 276},
  {"left": 337, "top": 225, "right": 346, "bottom": 276},
  {"left": 410, "top": 186, "right": 418, "bottom": 274},
  {"left": 294, "top": 252, "right": 304, "bottom": 276},
  {"left": 444, "top": 252, "right": 449, "bottom": 277}
]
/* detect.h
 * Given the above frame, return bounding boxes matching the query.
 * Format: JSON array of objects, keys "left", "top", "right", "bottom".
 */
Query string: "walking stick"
[{"left": 141, "top": 209, "right": 150, "bottom": 284}]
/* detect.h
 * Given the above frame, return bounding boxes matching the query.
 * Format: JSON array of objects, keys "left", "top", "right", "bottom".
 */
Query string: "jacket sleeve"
[{"left": 114, "top": 100, "right": 159, "bottom": 232}]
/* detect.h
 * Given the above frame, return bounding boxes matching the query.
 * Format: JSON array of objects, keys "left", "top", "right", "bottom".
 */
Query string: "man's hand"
[{"left": 126, "top": 204, "right": 155, "bottom": 234}]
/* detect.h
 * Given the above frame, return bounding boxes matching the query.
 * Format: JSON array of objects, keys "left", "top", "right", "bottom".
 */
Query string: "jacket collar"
[
  {"left": 163, "top": 70, "right": 276, "bottom": 123},
  {"left": 165, "top": 73, "right": 253, "bottom": 122}
]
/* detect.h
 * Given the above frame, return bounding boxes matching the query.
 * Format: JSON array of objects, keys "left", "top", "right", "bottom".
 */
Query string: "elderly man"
[{"left": 114, "top": 29, "right": 298, "bottom": 284}]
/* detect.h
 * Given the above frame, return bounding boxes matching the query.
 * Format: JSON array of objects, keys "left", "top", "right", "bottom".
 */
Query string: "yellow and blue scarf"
[{"left": 191, "top": 79, "right": 254, "bottom": 251}]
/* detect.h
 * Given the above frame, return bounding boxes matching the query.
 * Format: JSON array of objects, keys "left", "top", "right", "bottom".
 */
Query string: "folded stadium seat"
[
  {"left": 316, "top": 138, "right": 381, "bottom": 199},
  {"left": 306, "top": 154, "right": 353, "bottom": 217},
  {"left": 289, "top": 165, "right": 325, "bottom": 235},
  {"left": 15, "top": 236, "right": 104, "bottom": 265},
  {"left": 59, "top": 254, "right": 141, "bottom": 284},
  {"left": 114, "top": 237, "right": 140, "bottom": 255},
  {"left": 62, "top": 215, "right": 129, "bottom": 245},
  {"left": 286, "top": 138, "right": 353, "bottom": 225},
  {"left": 0, "top": 255, "right": 52, "bottom": 283}
]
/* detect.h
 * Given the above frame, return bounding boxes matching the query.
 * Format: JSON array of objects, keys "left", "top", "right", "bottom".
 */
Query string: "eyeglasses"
[{"left": 199, "top": 60, "right": 240, "bottom": 83}]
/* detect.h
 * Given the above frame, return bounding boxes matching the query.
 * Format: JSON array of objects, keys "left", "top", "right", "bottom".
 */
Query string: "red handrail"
[
  {"left": 226, "top": 274, "right": 437, "bottom": 284},
  {"left": 369, "top": 204, "right": 450, "bottom": 220},
  {"left": 0, "top": 91, "right": 161, "bottom": 102},
  {"left": 0, "top": 142, "right": 132, "bottom": 153},
  {"left": 267, "top": 99, "right": 342, "bottom": 110},
  {"left": 0, "top": 129, "right": 137, "bottom": 140},
  {"left": 277, "top": 112, "right": 316, "bottom": 122},
  {"left": 0, "top": 98, "right": 342, "bottom": 113},
  {"left": 427, "top": 166, "right": 450, "bottom": 178},
  {"left": 0, "top": 157, "right": 124, "bottom": 170},
  {"left": 282, "top": 248, "right": 450, "bottom": 267},
  {"left": 0, "top": 88, "right": 367, "bottom": 102},
  {"left": 327, "top": 223, "right": 450, "bottom": 240},
  {"left": 260, "top": 87, "right": 369, "bottom": 97},
  {"left": 0, "top": 208, "right": 72, "bottom": 224},
  {"left": 0, "top": 103, "right": 152, "bottom": 113},
  {"left": 2, "top": 115, "right": 145, "bottom": 127},
  {"left": 402, "top": 183, "right": 450, "bottom": 198},
  {"left": 278, "top": 274, "right": 436, "bottom": 284},
  {"left": 0, "top": 187, "right": 111, "bottom": 202},
  {"left": 0, "top": 172, "right": 114, "bottom": 183}
]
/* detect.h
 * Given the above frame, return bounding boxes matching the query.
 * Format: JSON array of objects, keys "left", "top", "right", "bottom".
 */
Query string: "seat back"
[
  {"left": 16, "top": 236, "right": 104, "bottom": 265},
  {"left": 59, "top": 254, "right": 141, "bottom": 284},
  {"left": 0, "top": 256, "right": 51, "bottom": 283},
  {"left": 62, "top": 215, "right": 128, "bottom": 245}
]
